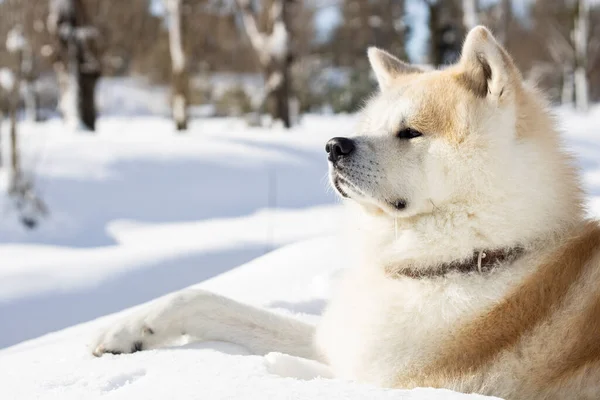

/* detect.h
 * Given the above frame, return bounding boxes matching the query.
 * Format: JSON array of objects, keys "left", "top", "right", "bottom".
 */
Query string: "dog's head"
[{"left": 327, "top": 26, "right": 583, "bottom": 262}]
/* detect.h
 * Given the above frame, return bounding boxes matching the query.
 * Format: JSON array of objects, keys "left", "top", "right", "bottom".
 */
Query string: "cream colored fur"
[{"left": 92, "top": 27, "right": 600, "bottom": 400}]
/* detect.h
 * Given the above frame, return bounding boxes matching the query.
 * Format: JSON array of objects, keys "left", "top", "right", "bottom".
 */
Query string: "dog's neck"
[
  {"left": 346, "top": 200, "right": 579, "bottom": 276},
  {"left": 384, "top": 246, "right": 525, "bottom": 279}
]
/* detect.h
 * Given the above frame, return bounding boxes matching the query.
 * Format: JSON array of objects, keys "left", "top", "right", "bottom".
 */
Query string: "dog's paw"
[{"left": 92, "top": 317, "right": 157, "bottom": 357}]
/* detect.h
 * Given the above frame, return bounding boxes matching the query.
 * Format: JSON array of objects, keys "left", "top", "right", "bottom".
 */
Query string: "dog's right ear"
[
  {"left": 367, "top": 47, "right": 423, "bottom": 91},
  {"left": 457, "top": 26, "right": 520, "bottom": 100}
]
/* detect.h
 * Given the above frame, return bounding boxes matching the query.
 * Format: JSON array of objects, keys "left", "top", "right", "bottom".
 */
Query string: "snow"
[
  {"left": 59, "top": 70, "right": 83, "bottom": 131},
  {"left": 97, "top": 78, "right": 170, "bottom": 117},
  {"left": 269, "top": 20, "right": 289, "bottom": 60},
  {"left": 0, "top": 115, "right": 346, "bottom": 348},
  {"left": 555, "top": 106, "right": 600, "bottom": 217},
  {"left": 5, "top": 27, "right": 26, "bottom": 53},
  {"left": 0, "top": 237, "right": 497, "bottom": 400},
  {"left": 0, "top": 108, "right": 599, "bottom": 400},
  {"left": 0, "top": 68, "right": 15, "bottom": 92}
]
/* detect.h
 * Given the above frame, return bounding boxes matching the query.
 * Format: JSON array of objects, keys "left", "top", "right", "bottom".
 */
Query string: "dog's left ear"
[
  {"left": 458, "top": 26, "right": 520, "bottom": 100},
  {"left": 368, "top": 47, "right": 423, "bottom": 91}
]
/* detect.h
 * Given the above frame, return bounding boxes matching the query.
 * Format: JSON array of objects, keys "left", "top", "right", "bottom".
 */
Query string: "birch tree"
[
  {"left": 5, "top": 26, "right": 47, "bottom": 228},
  {"left": 21, "top": 43, "right": 38, "bottom": 122},
  {"left": 165, "top": 0, "right": 189, "bottom": 131},
  {"left": 237, "top": 0, "right": 293, "bottom": 128},
  {"left": 573, "top": 0, "right": 589, "bottom": 111},
  {"left": 6, "top": 26, "right": 25, "bottom": 182},
  {"left": 48, "top": 0, "right": 101, "bottom": 131},
  {"left": 0, "top": 68, "right": 13, "bottom": 167},
  {"left": 539, "top": 0, "right": 592, "bottom": 110}
]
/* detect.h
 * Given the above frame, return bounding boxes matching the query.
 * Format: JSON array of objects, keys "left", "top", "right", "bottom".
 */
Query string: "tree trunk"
[
  {"left": 48, "top": 0, "right": 101, "bottom": 131},
  {"left": 237, "top": 0, "right": 293, "bottom": 128},
  {"left": 64, "top": 30, "right": 83, "bottom": 129},
  {"left": 9, "top": 105, "right": 18, "bottom": 188},
  {"left": 382, "top": 0, "right": 407, "bottom": 60},
  {"left": 562, "top": 67, "right": 575, "bottom": 106},
  {"left": 427, "top": 1, "right": 463, "bottom": 67},
  {"left": 0, "top": 109, "right": 3, "bottom": 168},
  {"left": 573, "top": 0, "right": 589, "bottom": 112},
  {"left": 9, "top": 49, "right": 22, "bottom": 193},
  {"left": 166, "top": 0, "right": 189, "bottom": 131},
  {"left": 79, "top": 66, "right": 99, "bottom": 130},
  {"left": 428, "top": 4, "right": 443, "bottom": 67},
  {"left": 267, "top": 61, "right": 291, "bottom": 128},
  {"left": 462, "top": 0, "right": 478, "bottom": 30},
  {"left": 21, "top": 46, "right": 38, "bottom": 122}
]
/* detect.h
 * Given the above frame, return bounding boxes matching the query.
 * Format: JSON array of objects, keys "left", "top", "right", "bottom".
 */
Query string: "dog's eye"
[{"left": 396, "top": 128, "right": 422, "bottom": 140}]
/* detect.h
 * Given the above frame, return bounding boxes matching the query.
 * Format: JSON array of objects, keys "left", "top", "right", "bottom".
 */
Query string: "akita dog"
[{"left": 93, "top": 26, "right": 600, "bottom": 400}]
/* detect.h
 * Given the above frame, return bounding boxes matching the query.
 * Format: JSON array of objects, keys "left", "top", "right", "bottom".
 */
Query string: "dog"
[{"left": 92, "top": 26, "right": 600, "bottom": 400}]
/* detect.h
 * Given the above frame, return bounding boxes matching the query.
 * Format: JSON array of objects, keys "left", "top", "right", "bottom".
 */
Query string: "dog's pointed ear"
[
  {"left": 458, "top": 26, "right": 520, "bottom": 99},
  {"left": 367, "top": 47, "right": 423, "bottom": 91}
]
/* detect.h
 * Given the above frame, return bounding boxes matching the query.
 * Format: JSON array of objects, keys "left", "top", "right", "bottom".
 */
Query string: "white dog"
[{"left": 93, "top": 26, "right": 600, "bottom": 400}]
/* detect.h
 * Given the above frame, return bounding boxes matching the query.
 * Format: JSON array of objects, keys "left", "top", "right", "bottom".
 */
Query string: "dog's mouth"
[
  {"left": 330, "top": 169, "right": 362, "bottom": 199},
  {"left": 332, "top": 177, "right": 350, "bottom": 198},
  {"left": 330, "top": 170, "right": 409, "bottom": 215}
]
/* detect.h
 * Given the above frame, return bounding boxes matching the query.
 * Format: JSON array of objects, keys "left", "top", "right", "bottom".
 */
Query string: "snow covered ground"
[
  {"left": 0, "top": 108, "right": 599, "bottom": 400},
  {"left": 0, "top": 115, "right": 347, "bottom": 348}
]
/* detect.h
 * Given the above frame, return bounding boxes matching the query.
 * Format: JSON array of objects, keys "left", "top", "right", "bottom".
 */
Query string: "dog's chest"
[{"left": 315, "top": 266, "right": 521, "bottom": 386}]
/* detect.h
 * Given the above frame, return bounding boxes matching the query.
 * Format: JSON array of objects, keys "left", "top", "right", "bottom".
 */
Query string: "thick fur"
[{"left": 93, "top": 27, "right": 600, "bottom": 400}]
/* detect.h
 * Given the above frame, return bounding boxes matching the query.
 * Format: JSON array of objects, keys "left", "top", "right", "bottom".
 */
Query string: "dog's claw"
[
  {"left": 92, "top": 345, "right": 105, "bottom": 357},
  {"left": 132, "top": 341, "right": 144, "bottom": 352},
  {"left": 93, "top": 344, "right": 126, "bottom": 357}
]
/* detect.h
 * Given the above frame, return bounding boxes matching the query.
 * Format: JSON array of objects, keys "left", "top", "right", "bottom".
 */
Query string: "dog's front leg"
[{"left": 92, "top": 288, "right": 317, "bottom": 360}]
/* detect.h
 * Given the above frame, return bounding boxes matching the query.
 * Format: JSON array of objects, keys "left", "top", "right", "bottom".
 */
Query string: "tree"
[
  {"left": 530, "top": 0, "right": 596, "bottom": 110},
  {"left": 0, "top": 68, "right": 14, "bottom": 167},
  {"left": 323, "top": 0, "right": 407, "bottom": 113},
  {"left": 165, "top": 0, "right": 189, "bottom": 131},
  {"left": 236, "top": 0, "right": 294, "bottom": 128},
  {"left": 0, "top": 0, "right": 47, "bottom": 121},
  {"left": 422, "top": 0, "right": 464, "bottom": 67},
  {"left": 329, "top": 0, "right": 407, "bottom": 65},
  {"left": 573, "top": 0, "right": 589, "bottom": 111},
  {"left": 48, "top": 0, "right": 101, "bottom": 131},
  {"left": 5, "top": 26, "right": 48, "bottom": 228},
  {"left": 6, "top": 27, "right": 25, "bottom": 180}
]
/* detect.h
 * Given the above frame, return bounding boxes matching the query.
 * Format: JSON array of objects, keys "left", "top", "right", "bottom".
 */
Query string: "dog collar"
[{"left": 388, "top": 247, "right": 525, "bottom": 279}]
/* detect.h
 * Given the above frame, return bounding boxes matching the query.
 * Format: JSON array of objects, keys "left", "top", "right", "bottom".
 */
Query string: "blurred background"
[
  {"left": 1, "top": 0, "right": 599, "bottom": 129},
  {"left": 0, "top": 0, "right": 599, "bottom": 350}
]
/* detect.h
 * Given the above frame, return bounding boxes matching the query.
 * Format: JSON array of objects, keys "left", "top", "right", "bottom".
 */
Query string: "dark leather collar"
[{"left": 388, "top": 247, "right": 525, "bottom": 279}]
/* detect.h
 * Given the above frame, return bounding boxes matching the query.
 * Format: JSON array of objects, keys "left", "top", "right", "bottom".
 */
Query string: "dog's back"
[{"left": 400, "top": 222, "right": 600, "bottom": 399}]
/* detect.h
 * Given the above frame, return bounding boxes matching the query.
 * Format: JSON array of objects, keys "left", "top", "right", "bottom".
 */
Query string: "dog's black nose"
[{"left": 326, "top": 137, "right": 355, "bottom": 163}]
